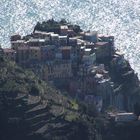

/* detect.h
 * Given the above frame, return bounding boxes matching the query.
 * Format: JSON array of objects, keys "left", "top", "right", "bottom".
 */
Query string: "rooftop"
[
  {"left": 27, "top": 38, "right": 46, "bottom": 43},
  {"left": 11, "top": 40, "right": 25, "bottom": 43},
  {"left": 60, "top": 25, "right": 68, "bottom": 30},
  {"left": 11, "top": 34, "right": 21, "bottom": 37},
  {"left": 95, "top": 73, "right": 103, "bottom": 79},
  {"left": 51, "top": 33, "right": 59, "bottom": 37},
  {"left": 85, "top": 31, "right": 98, "bottom": 36},
  {"left": 116, "top": 112, "right": 135, "bottom": 115},
  {"left": 30, "top": 47, "right": 41, "bottom": 50},
  {"left": 17, "top": 46, "right": 29, "bottom": 50},
  {"left": 98, "top": 34, "right": 114, "bottom": 38},
  {"left": 80, "top": 46, "right": 85, "bottom": 49},
  {"left": 85, "top": 48, "right": 91, "bottom": 52},
  {"left": 60, "top": 46, "right": 72, "bottom": 50},
  {"left": 59, "top": 36, "right": 68, "bottom": 39},
  {"left": 115, "top": 51, "right": 124, "bottom": 56},
  {"left": 3, "top": 48, "right": 16, "bottom": 53},
  {"left": 69, "top": 38, "right": 77, "bottom": 40},
  {"left": 96, "top": 42, "right": 109, "bottom": 46},
  {"left": 34, "top": 30, "right": 53, "bottom": 35}
]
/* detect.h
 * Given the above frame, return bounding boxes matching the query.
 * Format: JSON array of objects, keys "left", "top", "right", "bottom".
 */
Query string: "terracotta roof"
[
  {"left": 96, "top": 42, "right": 109, "bottom": 46},
  {"left": 60, "top": 46, "right": 72, "bottom": 50},
  {"left": 30, "top": 47, "right": 41, "bottom": 50},
  {"left": 17, "top": 46, "right": 29, "bottom": 50},
  {"left": 3, "top": 48, "right": 16, "bottom": 53}
]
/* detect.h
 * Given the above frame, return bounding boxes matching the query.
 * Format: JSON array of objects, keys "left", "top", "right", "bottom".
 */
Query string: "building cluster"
[
  {"left": 1, "top": 25, "right": 117, "bottom": 112},
  {"left": 108, "top": 112, "right": 137, "bottom": 122}
]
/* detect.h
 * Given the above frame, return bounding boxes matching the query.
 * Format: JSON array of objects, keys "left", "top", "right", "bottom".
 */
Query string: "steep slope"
[{"left": 0, "top": 56, "right": 96, "bottom": 140}]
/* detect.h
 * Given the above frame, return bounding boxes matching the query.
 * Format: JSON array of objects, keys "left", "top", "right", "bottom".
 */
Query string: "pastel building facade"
[{"left": 43, "top": 61, "right": 73, "bottom": 80}]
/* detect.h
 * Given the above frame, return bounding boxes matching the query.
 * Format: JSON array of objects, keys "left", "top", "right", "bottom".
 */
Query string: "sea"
[{"left": 0, "top": 0, "right": 140, "bottom": 77}]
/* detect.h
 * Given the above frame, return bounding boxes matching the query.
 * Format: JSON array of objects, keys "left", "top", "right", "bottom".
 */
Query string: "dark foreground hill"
[
  {"left": 1, "top": 51, "right": 140, "bottom": 140},
  {"left": 0, "top": 56, "right": 96, "bottom": 140}
]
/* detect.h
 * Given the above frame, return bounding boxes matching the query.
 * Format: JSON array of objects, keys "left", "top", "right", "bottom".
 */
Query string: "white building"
[
  {"left": 115, "top": 113, "right": 137, "bottom": 122},
  {"left": 59, "top": 36, "right": 68, "bottom": 46}
]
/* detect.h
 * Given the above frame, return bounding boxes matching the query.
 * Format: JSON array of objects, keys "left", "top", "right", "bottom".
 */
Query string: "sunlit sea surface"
[{"left": 0, "top": 0, "right": 140, "bottom": 77}]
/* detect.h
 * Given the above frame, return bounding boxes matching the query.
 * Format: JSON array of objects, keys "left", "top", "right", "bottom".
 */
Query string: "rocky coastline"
[{"left": 0, "top": 19, "right": 140, "bottom": 140}]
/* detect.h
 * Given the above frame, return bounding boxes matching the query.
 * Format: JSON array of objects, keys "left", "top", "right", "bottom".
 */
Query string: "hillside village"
[{"left": 1, "top": 20, "right": 140, "bottom": 120}]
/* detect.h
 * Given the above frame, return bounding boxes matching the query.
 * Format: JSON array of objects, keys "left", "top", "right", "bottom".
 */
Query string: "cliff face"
[
  {"left": 82, "top": 51, "right": 140, "bottom": 112},
  {"left": 109, "top": 54, "right": 140, "bottom": 112},
  {"left": 32, "top": 20, "right": 140, "bottom": 113}
]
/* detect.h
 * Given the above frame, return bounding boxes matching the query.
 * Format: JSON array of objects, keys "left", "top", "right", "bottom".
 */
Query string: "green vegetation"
[
  {"left": 34, "top": 19, "right": 60, "bottom": 33},
  {"left": 0, "top": 56, "right": 97, "bottom": 140},
  {"left": 70, "top": 100, "right": 79, "bottom": 110},
  {"left": 34, "top": 19, "right": 82, "bottom": 34}
]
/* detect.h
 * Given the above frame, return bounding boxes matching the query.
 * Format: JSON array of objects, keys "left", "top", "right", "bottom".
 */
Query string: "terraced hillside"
[{"left": 0, "top": 56, "right": 96, "bottom": 140}]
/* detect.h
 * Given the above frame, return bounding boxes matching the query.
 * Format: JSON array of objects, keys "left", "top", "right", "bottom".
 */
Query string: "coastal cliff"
[
  {"left": 110, "top": 54, "right": 140, "bottom": 111},
  {"left": 0, "top": 56, "right": 97, "bottom": 140},
  {"left": 33, "top": 20, "right": 140, "bottom": 112},
  {"left": 1, "top": 20, "right": 140, "bottom": 140}
]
